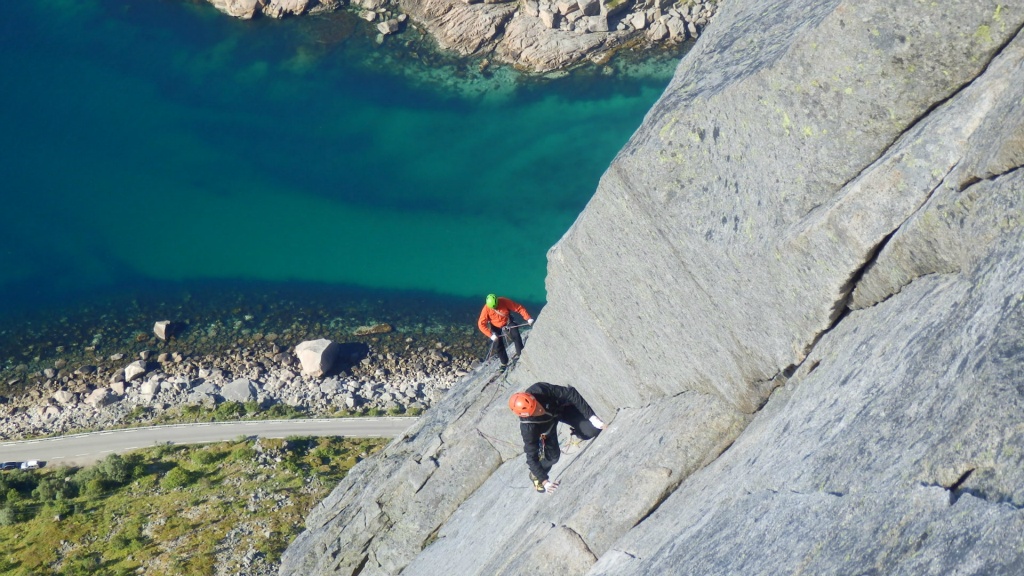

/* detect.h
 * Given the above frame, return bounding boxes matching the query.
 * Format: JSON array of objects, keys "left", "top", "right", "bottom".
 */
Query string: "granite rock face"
[
  {"left": 206, "top": 0, "right": 338, "bottom": 19},
  {"left": 281, "top": 0, "right": 1024, "bottom": 575}
]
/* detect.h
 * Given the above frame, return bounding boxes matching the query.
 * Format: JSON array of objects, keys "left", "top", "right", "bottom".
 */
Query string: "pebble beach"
[{"left": 0, "top": 283, "right": 505, "bottom": 441}]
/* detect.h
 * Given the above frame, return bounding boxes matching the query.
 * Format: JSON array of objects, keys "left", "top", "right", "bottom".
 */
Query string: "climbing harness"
[{"left": 483, "top": 323, "right": 533, "bottom": 363}]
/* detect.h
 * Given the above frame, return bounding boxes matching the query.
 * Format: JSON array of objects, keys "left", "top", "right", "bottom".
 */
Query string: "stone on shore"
[
  {"left": 193, "top": 381, "right": 221, "bottom": 396},
  {"left": 124, "top": 360, "right": 148, "bottom": 382},
  {"left": 577, "top": 0, "right": 599, "bottom": 16},
  {"left": 295, "top": 339, "right": 342, "bottom": 378},
  {"left": 140, "top": 380, "right": 160, "bottom": 399},
  {"left": 83, "top": 388, "right": 115, "bottom": 408},
  {"left": 53, "top": 390, "right": 77, "bottom": 406},
  {"left": 223, "top": 378, "right": 259, "bottom": 403},
  {"left": 207, "top": 0, "right": 323, "bottom": 19},
  {"left": 377, "top": 19, "right": 401, "bottom": 35}
]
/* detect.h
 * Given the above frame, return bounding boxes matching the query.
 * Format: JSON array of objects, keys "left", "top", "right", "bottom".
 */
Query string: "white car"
[{"left": 20, "top": 460, "right": 39, "bottom": 470}]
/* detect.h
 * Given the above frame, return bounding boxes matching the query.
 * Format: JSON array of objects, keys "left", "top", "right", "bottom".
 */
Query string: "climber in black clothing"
[{"left": 508, "top": 382, "right": 606, "bottom": 493}]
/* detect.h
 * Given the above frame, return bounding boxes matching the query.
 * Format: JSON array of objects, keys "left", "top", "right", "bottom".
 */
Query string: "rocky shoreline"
[
  {"left": 0, "top": 288, "right": 494, "bottom": 442},
  {"left": 207, "top": 0, "right": 719, "bottom": 73}
]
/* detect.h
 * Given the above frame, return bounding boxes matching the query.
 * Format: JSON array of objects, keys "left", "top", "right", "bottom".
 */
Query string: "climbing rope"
[{"left": 482, "top": 323, "right": 532, "bottom": 363}]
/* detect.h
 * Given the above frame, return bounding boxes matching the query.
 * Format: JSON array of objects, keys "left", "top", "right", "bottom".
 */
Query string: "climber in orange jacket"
[{"left": 477, "top": 293, "right": 533, "bottom": 370}]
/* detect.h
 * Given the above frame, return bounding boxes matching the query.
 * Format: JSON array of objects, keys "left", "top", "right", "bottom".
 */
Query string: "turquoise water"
[{"left": 0, "top": 0, "right": 678, "bottom": 324}]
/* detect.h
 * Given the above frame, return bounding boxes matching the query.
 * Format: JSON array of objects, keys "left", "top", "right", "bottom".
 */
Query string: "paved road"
[{"left": 0, "top": 417, "right": 417, "bottom": 468}]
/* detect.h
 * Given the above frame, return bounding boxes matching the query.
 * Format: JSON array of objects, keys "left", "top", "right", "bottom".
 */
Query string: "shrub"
[
  {"left": 84, "top": 478, "right": 106, "bottom": 499},
  {"left": 0, "top": 506, "right": 18, "bottom": 526},
  {"left": 47, "top": 498, "right": 73, "bottom": 519},
  {"left": 215, "top": 401, "right": 245, "bottom": 420},
  {"left": 230, "top": 446, "right": 256, "bottom": 462},
  {"left": 63, "top": 552, "right": 101, "bottom": 575},
  {"left": 244, "top": 400, "right": 260, "bottom": 415},
  {"left": 263, "top": 403, "right": 304, "bottom": 418},
  {"left": 406, "top": 406, "right": 423, "bottom": 416},
  {"left": 96, "top": 453, "right": 133, "bottom": 486},
  {"left": 127, "top": 405, "right": 152, "bottom": 420},
  {"left": 191, "top": 450, "right": 220, "bottom": 466},
  {"left": 153, "top": 442, "right": 176, "bottom": 459},
  {"left": 160, "top": 466, "right": 194, "bottom": 490},
  {"left": 31, "top": 477, "right": 63, "bottom": 501}
]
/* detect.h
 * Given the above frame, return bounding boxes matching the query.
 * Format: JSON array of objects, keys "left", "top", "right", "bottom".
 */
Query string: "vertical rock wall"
[
  {"left": 281, "top": 0, "right": 1024, "bottom": 574},
  {"left": 517, "top": 0, "right": 1022, "bottom": 414}
]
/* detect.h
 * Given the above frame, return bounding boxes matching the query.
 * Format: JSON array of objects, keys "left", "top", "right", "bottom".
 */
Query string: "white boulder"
[
  {"left": 295, "top": 339, "right": 341, "bottom": 378},
  {"left": 124, "top": 361, "right": 148, "bottom": 382}
]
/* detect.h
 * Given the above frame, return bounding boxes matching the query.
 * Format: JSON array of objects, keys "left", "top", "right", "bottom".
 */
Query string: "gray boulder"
[
  {"left": 83, "top": 388, "right": 114, "bottom": 408},
  {"left": 377, "top": 18, "right": 401, "bottom": 35},
  {"left": 222, "top": 378, "right": 258, "bottom": 403},
  {"left": 153, "top": 320, "right": 171, "bottom": 340},
  {"left": 124, "top": 361, "right": 148, "bottom": 383},
  {"left": 577, "top": 0, "right": 599, "bottom": 16},
  {"left": 193, "top": 381, "right": 220, "bottom": 396},
  {"left": 52, "top": 390, "right": 77, "bottom": 406},
  {"left": 295, "top": 339, "right": 341, "bottom": 378},
  {"left": 319, "top": 378, "right": 342, "bottom": 395},
  {"left": 139, "top": 380, "right": 160, "bottom": 397}
]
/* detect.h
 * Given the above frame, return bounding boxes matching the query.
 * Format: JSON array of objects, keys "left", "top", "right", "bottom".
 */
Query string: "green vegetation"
[
  {"left": 148, "top": 400, "right": 310, "bottom": 425},
  {"left": 0, "top": 436, "right": 387, "bottom": 575}
]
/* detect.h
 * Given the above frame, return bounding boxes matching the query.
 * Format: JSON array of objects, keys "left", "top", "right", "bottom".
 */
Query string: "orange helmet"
[{"left": 509, "top": 392, "right": 541, "bottom": 417}]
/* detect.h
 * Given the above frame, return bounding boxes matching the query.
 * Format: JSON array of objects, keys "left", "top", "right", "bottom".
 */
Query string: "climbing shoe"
[
  {"left": 498, "top": 363, "right": 508, "bottom": 373},
  {"left": 529, "top": 472, "right": 545, "bottom": 493}
]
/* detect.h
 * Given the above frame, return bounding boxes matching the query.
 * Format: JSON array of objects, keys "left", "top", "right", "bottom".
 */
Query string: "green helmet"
[{"left": 486, "top": 294, "right": 497, "bottom": 309}]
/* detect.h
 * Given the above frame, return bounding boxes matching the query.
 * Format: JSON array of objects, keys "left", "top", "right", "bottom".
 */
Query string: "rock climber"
[
  {"left": 508, "top": 382, "right": 606, "bottom": 493},
  {"left": 477, "top": 293, "right": 533, "bottom": 371}
]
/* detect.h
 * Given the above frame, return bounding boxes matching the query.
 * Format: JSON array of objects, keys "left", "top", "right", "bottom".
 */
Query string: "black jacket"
[{"left": 519, "top": 382, "right": 596, "bottom": 482}]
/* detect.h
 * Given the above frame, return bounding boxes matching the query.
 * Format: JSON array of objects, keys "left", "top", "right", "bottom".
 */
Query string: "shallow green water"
[{"left": 0, "top": 0, "right": 679, "bottom": 327}]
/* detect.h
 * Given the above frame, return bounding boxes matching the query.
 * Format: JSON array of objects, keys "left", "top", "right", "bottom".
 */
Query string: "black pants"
[
  {"left": 491, "top": 323, "right": 524, "bottom": 366},
  {"left": 537, "top": 405, "right": 602, "bottom": 473}
]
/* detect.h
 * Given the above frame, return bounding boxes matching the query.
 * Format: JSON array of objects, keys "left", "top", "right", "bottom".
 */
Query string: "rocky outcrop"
[
  {"left": 206, "top": 0, "right": 340, "bottom": 19},
  {"left": 201, "top": 0, "right": 715, "bottom": 73},
  {"left": 281, "top": 0, "right": 1024, "bottom": 574}
]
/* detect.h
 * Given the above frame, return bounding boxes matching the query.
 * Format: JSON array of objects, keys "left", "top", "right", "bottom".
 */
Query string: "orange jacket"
[{"left": 478, "top": 297, "right": 531, "bottom": 337}]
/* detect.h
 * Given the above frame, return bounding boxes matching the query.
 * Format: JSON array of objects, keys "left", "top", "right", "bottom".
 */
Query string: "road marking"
[
  {"left": 100, "top": 450, "right": 113, "bottom": 454},
  {"left": 52, "top": 456, "right": 65, "bottom": 459},
  {"left": 75, "top": 453, "right": 90, "bottom": 457},
  {"left": 100, "top": 432, "right": 113, "bottom": 436}
]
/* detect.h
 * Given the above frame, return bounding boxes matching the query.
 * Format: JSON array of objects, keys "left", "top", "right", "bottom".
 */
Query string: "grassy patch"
[{"left": 0, "top": 436, "right": 386, "bottom": 575}]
